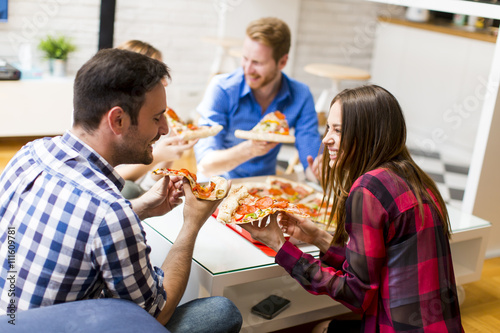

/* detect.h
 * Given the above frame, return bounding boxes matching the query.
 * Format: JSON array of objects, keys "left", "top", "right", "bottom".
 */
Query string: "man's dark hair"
[{"left": 73, "top": 48, "right": 170, "bottom": 132}]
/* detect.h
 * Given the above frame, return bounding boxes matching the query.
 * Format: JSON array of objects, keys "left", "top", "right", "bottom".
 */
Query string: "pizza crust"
[
  {"left": 217, "top": 186, "right": 250, "bottom": 225},
  {"left": 152, "top": 168, "right": 229, "bottom": 201},
  {"left": 234, "top": 129, "right": 295, "bottom": 143},
  {"left": 212, "top": 176, "right": 230, "bottom": 199},
  {"left": 180, "top": 125, "right": 223, "bottom": 141}
]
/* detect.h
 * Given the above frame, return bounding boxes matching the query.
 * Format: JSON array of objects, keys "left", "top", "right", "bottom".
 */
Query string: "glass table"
[{"left": 143, "top": 202, "right": 491, "bottom": 332}]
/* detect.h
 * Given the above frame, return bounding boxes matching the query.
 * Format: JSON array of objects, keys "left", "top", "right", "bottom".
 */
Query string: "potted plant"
[{"left": 38, "top": 35, "right": 76, "bottom": 77}]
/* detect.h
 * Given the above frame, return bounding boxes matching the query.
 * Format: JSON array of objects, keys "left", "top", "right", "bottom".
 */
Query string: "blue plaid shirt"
[
  {"left": 194, "top": 67, "right": 322, "bottom": 180},
  {"left": 0, "top": 131, "right": 166, "bottom": 316}
]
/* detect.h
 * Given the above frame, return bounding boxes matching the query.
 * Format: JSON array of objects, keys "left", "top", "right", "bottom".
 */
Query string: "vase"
[{"left": 49, "top": 59, "right": 67, "bottom": 77}]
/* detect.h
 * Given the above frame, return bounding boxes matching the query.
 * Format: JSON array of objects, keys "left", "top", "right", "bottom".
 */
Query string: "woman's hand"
[
  {"left": 240, "top": 214, "right": 286, "bottom": 252},
  {"left": 278, "top": 212, "right": 333, "bottom": 253},
  {"left": 306, "top": 154, "right": 322, "bottom": 182},
  {"left": 153, "top": 136, "right": 198, "bottom": 163}
]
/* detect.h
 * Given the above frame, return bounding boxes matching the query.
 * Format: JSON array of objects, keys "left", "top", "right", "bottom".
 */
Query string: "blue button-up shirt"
[
  {"left": 0, "top": 131, "right": 165, "bottom": 315},
  {"left": 195, "top": 67, "right": 322, "bottom": 179}
]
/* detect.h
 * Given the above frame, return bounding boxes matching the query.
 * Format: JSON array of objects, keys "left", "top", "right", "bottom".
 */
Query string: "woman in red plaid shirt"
[{"left": 242, "top": 85, "right": 463, "bottom": 332}]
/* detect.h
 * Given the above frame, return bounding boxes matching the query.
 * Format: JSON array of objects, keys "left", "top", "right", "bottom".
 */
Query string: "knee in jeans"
[{"left": 211, "top": 297, "right": 242, "bottom": 328}]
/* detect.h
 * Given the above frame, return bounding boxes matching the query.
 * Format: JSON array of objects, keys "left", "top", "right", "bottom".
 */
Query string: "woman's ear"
[{"left": 107, "top": 106, "right": 129, "bottom": 135}]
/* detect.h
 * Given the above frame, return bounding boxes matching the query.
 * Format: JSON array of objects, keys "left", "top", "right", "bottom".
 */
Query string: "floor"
[{"left": 408, "top": 147, "right": 468, "bottom": 209}]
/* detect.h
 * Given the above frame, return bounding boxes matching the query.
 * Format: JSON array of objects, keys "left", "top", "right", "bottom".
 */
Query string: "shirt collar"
[{"left": 62, "top": 130, "right": 125, "bottom": 190}]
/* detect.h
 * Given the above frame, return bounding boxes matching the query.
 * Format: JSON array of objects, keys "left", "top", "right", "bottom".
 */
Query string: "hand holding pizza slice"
[{"left": 153, "top": 168, "right": 229, "bottom": 200}]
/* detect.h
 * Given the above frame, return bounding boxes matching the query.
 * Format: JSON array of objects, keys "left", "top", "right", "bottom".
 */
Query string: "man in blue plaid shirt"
[{"left": 0, "top": 49, "right": 241, "bottom": 332}]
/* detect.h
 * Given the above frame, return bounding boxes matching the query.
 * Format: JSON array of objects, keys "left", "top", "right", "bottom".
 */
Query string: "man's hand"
[
  {"left": 248, "top": 140, "right": 279, "bottom": 158},
  {"left": 131, "top": 175, "right": 184, "bottom": 220},
  {"left": 181, "top": 179, "right": 231, "bottom": 233}
]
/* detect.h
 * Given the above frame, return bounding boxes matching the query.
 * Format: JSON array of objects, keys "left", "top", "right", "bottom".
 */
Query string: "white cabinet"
[
  {"left": 0, "top": 78, "right": 73, "bottom": 137},
  {"left": 371, "top": 19, "right": 496, "bottom": 165}
]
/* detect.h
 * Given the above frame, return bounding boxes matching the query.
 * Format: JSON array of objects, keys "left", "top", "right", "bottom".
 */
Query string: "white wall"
[
  {"left": 0, "top": 0, "right": 382, "bottom": 122},
  {"left": 371, "top": 22, "right": 496, "bottom": 166},
  {"left": 0, "top": 0, "right": 100, "bottom": 76}
]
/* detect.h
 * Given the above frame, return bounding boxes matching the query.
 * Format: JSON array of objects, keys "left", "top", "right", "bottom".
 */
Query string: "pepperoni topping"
[
  {"left": 248, "top": 188, "right": 261, "bottom": 196},
  {"left": 272, "top": 201, "right": 288, "bottom": 209},
  {"left": 283, "top": 187, "right": 297, "bottom": 196},
  {"left": 268, "top": 188, "right": 283, "bottom": 196},
  {"left": 255, "top": 197, "right": 274, "bottom": 209},
  {"left": 275, "top": 111, "right": 286, "bottom": 120},
  {"left": 236, "top": 204, "right": 257, "bottom": 215},
  {"left": 166, "top": 108, "right": 180, "bottom": 121}
]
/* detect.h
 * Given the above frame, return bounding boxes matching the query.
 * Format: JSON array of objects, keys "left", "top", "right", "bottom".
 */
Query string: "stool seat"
[
  {"left": 304, "top": 63, "right": 371, "bottom": 114},
  {"left": 202, "top": 36, "right": 243, "bottom": 49},
  {"left": 304, "top": 63, "right": 371, "bottom": 81},
  {"left": 203, "top": 36, "right": 244, "bottom": 76}
]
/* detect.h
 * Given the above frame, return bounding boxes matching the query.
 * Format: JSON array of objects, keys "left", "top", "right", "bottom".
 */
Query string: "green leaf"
[{"left": 38, "top": 35, "right": 77, "bottom": 60}]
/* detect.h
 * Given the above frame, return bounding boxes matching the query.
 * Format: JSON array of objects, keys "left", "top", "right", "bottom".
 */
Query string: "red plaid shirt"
[{"left": 276, "top": 168, "right": 463, "bottom": 332}]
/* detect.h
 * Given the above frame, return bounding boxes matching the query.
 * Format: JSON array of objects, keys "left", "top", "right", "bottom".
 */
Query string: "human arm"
[
  {"left": 197, "top": 140, "right": 278, "bottom": 177},
  {"left": 155, "top": 179, "right": 227, "bottom": 324},
  {"left": 116, "top": 136, "right": 198, "bottom": 182},
  {"left": 272, "top": 187, "right": 386, "bottom": 314}
]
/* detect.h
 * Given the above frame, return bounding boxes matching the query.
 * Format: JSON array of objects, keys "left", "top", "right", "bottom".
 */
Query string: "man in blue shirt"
[
  {"left": 195, "top": 17, "right": 322, "bottom": 180},
  {"left": 0, "top": 49, "right": 241, "bottom": 333}
]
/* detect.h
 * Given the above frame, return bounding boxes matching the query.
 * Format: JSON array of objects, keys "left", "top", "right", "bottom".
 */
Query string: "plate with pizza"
[
  {"left": 153, "top": 168, "right": 229, "bottom": 200},
  {"left": 230, "top": 176, "right": 335, "bottom": 231},
  {"left": 216, "top": 185, "right": 309, "bottom": 225},
  {"left": 166, "top": 107, "right": 223, "bottom": 141},
  {"left": 234, "top": 111, "right": 295, "bottom": 143}
]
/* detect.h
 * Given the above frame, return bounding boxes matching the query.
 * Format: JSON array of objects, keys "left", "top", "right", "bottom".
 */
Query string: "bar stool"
[
  {"left": 304, "top": 63, "right": 371, "bottom": 121},
  {"left": 202, "top": 36, "right": 243, "bottom": 76}
]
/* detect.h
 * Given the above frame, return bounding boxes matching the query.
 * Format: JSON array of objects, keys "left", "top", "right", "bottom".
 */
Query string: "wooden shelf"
[{"left": 379, "top": 17, "right": 497, "bottom": 43}]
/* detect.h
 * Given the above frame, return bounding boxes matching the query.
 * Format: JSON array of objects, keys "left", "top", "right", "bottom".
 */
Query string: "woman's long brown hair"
[{"left": 320, "top": 85, "right": 450, "bottom": 245}]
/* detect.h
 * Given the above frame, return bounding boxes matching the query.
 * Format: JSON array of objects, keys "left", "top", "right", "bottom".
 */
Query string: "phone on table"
[{"left": 251, "top": 294, "right": 291, "bottom": 320}]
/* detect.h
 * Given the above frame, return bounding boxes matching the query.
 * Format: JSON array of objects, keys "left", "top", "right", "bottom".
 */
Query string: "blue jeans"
[{"left": 165, "top": 296, "right": 242, "bottom": 333}]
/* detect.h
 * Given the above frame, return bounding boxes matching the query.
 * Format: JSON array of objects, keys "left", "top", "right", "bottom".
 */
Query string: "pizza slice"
[
  {"left": 217, "top": 186, "right": 309, "bottom": 225},
  {"left": 265, "top": 176, "right": 316, "bottom": 203},
  {"left": 298, "top": 193, "right": 336, "bottom": 232},
  {"left": 152, "top": 168, "right": 229, "bottom": 200},
  {"left": 166, "top": 107, "right": 223, "bottom": 141},
  {"left": 234, "top": 111, "right": 295, "bottom": 143}
]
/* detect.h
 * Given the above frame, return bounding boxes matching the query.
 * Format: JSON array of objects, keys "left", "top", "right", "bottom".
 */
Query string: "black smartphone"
[{"left": 251, "top": 294, "right": 291, "bottom": 320}]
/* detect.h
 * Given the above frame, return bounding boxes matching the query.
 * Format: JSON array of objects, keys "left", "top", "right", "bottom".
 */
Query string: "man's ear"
[
  {"left": 107, "top": 106, "right": 129, "bottom": 135},
  {"left": 278, "top": 54, "right": 288, "bottom": 71}
]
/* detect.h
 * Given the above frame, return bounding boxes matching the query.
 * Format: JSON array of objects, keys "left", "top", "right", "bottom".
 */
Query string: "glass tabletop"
[
  {"left": 144, "top": 203, "right": 320, "bottom": 275},
  {"left": 143, "top": 199, "right": 490, "bottom": 276}
]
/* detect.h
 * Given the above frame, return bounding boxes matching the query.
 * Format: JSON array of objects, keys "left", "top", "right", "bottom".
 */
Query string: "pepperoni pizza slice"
[
  {"left": 166, "top": 107, "right": 223, "bottom": 141},
  {"left": 217, "top": 186, "right": 309, "bottom": 225},
  {"left": 234, "top": 111, "right": 295, "bottom": 143},
  {"left": 152, "top": 168, "right": 229, "bottom": 200}
]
